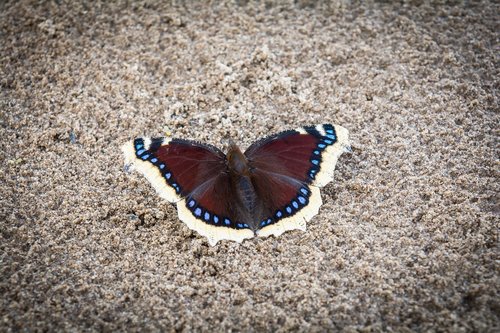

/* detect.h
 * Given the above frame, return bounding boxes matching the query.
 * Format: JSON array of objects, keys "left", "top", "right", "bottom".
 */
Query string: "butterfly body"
[
  {"left": 123, "top": 124, "right": 350, "bottom": 245},
  {"left": 226, "top": 144, "right": 269, "bottom": 233}
]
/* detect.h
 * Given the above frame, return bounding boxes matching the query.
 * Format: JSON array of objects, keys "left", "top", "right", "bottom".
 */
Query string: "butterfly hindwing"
[{"left": 249, "top": 167, "right": 323, "bottom": 237}]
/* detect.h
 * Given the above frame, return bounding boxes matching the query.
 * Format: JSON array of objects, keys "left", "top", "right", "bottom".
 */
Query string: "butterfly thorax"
[
  {"left": 226, "top": 144, "right": 250, "bottom": 176},
  {"left": 226, "top": 144, "right": 259, "bottom": 230}
]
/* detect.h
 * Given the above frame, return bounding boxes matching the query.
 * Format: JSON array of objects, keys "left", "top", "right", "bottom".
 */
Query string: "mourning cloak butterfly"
[{"left": 122, "top": 124, "right": 350, "bottom": 245}]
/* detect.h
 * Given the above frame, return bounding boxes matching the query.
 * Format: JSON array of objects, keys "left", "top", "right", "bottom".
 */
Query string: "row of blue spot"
[
  {"left": 183, "top": 185, "right": 312, "bottom": 231},
  {"left": 276, "top": 186, "right": 309, "bottom": 219},
  {"left": 134, "top": 139, "right": 181, "bottom": 195},
  {"left": 259, "top": 186, "right": 311, "bottom": 228},
  {"left": 260, "top": 218, "right": 273, "bottom": 227},
  {"left": 185, "top": 198, "right": 250, "bottom": 229},
  {"left": 324, "top": 125, "right": 337, "bottom": 140},
  {"left": 306, "top": 125, "right": 337, "bottom": 180}
]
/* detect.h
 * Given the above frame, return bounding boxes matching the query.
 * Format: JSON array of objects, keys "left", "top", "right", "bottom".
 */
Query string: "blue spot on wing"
[
  {"left": 172, "top": 184, "right": 180, "bottom": 193},
  {"left": 194, "top": 208, "right": 202, "bottom": 216}
]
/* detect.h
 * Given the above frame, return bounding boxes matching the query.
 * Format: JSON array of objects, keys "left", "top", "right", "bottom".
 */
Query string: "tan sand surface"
[{"left": 1, "top": 1, "right": 498, "bottom": 331}]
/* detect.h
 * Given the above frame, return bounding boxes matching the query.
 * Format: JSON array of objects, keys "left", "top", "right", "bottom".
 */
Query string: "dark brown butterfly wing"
[
  {"left": 123, "top": 137, "right": 254, "bottom": 245},
  {"left": 244, "top": 124, "right": 350, "bottom": 237}
]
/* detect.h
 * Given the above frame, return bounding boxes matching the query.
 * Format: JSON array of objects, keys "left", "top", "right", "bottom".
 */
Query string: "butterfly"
[{"left": 122, "top": 124, "right": 350, "bottom": 245}]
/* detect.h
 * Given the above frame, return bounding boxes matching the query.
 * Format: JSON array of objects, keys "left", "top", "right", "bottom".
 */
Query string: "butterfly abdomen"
[{"left": 237, "top": 176, "right": 257, "bottom": 212}]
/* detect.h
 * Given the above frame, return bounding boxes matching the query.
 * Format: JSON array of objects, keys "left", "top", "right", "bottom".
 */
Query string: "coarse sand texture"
[{"left": 1, "top": 1, "right": 498, "bottom": 332}]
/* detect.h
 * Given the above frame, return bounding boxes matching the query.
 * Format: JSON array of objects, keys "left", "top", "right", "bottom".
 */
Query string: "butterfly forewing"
[
  {"left": 152, "top": 139, "right": 226, "bottom": 197},
  {"left": 245, "top": 130, "right": 320, "bottom": 184}
]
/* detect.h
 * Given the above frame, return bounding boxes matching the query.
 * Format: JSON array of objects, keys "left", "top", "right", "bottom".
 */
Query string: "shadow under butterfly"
[{"left": 122, "top": 124, "right": 351, "bottom": 246}]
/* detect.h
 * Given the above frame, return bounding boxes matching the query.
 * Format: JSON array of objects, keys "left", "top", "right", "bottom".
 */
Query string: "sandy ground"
[{"left": 1, "top": 1, "right": 498, "bottom": 332}]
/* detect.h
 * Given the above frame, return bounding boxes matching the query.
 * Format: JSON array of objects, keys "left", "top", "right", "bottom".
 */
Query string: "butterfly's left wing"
[
  {"left": 244, "top": 124, "right": 350, "bottom": 238},
  {"left": 122, "top": 138, "right": 254, "bottom": 245}
]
